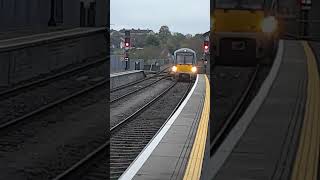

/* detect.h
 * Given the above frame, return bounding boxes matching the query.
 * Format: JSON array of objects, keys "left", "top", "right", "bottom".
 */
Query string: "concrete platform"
[
  {"left": 110, "top": 70, "right": 146, "bottom": 90},
  {"left": 119, "top": 74, "right": 210, "bottom": 180},
  {"left": 208, "top": 40, "right": 320, "bottom": 179},
  {"left": 0, "top": 27, "right": 105, "bottom": 51},
  {"left": 0, "top": 27, "right": 106, "bottom": 86}
]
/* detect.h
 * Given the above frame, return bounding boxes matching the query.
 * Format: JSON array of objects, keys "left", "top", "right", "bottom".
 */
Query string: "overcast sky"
[{"left": 110, "top": 0, "right": 210, "bottom": 35}]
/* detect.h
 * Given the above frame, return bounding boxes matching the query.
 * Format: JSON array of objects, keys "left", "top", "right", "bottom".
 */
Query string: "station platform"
[
  {"left": 110, "top": 70, "right": 146, "bottom": 90},
  {"left": 119, "top": 74, "right": 210, "bottom": 180},
  {"left": 208, "top": 40, "right": 320, "bottom": 179},
  {"left": 0, "top": 27, "right": 105, "bottom": 51},
  {"left": 0, "top": 27, "right": 106, "bottom": 86},
  {"left": 114, "top": 40, "right": 320, "bottom": 180}
]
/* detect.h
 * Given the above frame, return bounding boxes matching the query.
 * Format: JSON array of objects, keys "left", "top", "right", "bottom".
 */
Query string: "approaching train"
[
  {"left": 171, "top": 48, "right": 198, "bottom": 81},
  {"left": 212, "top": 0, "right": 279, "bottom": 65}
]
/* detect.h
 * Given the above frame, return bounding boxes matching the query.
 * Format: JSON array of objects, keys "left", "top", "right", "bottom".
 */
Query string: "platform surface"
[
  {"left": 110, "top": 70, "right": 144, "bottom": 78},
  {"left": 0, "top": 27, "right": 105, "bottom": 50},
  {"left": 211, "top": 40, "right": 309, "bottom": 180},
  {"left": 119, "top": 74, "right": 210, "bottom": 180}
]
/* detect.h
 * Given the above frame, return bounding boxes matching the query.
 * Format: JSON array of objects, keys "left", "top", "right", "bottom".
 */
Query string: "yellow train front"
[
  {"left": 212, "top": 0, "right": 279, "bottom": 66},
  {"left": 171, "top": 48, "right": 197, "bottom": 81}
]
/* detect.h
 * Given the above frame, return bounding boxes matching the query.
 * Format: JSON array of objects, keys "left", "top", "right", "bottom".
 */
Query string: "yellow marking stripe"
[
  {"left": 177, "top": 64, "right": 193, "bottom": 73},
  {"left": 183, "top": 75, "right": 210, "bottom": 180},
  {"left": 291, "top": 41, "right": 320, "bottom": 180}
]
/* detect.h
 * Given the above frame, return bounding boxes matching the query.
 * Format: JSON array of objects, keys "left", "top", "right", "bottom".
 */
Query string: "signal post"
[{"left": 124, "top": 30, "right": 130, "bottom": 70}]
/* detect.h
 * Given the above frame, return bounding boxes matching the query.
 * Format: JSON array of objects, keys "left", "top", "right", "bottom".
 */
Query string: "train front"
[
  {"left": 171, "top": 48, "right": 197, "bottom": 81},
  {"left": 212, "top": 0, "right": 279, "bottom": 66}
]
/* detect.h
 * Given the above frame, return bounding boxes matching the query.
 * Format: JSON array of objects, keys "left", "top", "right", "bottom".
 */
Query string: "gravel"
[
  {"left": 0, "top": 85, "right": 107, "bottom": 179},
  {"left": 0, "top": 61, "right": 107, "bottom": 125},
  {"left": 110, "top": 78, "right": 173, "bottom": 128}
]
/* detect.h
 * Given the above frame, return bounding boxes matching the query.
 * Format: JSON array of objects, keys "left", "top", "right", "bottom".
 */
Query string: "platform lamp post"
[{"left": 48, "top": 0, "right": 56, "bottom": 26}]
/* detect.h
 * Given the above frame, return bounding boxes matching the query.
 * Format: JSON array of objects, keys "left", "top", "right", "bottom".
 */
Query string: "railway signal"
[
  {"left": 124, "top": 30, "right": 131, "bottom": 70},
  {"left": 204, "top": 41, "right": 209, "bottom": 53},
  {"left": 124, "top": 30, "right": 131, "bottom": 49},
  {"left": 124, "top": 37, "right": 130, "bottom": 48}
]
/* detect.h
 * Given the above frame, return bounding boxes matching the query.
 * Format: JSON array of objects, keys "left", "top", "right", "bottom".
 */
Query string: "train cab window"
[
  {"left": 176, "top": 53, "right": 194, "bottom": 64},
  {"left": 215, "top": 0, "right": 265, "bottom": 9}
]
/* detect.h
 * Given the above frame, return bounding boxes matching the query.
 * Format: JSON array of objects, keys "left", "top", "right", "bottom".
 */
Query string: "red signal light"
[
  {"left": 204, "top": 41, "right": 209, "bottom": 52},
  {"left": 125, "top": 37, "right": 130, "bottom": 48}
]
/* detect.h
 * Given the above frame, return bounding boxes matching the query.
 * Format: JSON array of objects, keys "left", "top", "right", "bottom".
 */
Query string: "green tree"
[
  {"left": 159, "top": 25, "right": 171, "bottom": 45},
  {"left": 131, "top": 45, "right": 162, "bottom": 60},
  {"left": 134, "top": 34, "right": 147, "bottom": 48},
  {"left": 172, "top": 32, "right": 186, "bottom": 41},
  {"left": 180, "top": 36, "right": 203, "bottom": 57},
  {"left": 145, "top": 34, "right": 160, "bottom": 46}
]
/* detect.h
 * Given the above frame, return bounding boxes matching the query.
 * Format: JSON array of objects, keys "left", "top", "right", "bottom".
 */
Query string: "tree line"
[{"left": 111, "top": 25, "right": 205, "bottom": 60}]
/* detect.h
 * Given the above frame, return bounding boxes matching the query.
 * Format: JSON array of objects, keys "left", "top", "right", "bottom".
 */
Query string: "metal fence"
[
  {"left": 110, "top": 55, "right": 145, "bottom": 73},
  {"left": 110, "top": 55, "right": 170, "bottom": 73},
  {"left": 277, "top": 0, "right": 320, "bottom": 41}
]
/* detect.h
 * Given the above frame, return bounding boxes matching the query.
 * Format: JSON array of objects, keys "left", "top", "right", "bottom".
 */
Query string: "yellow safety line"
[
  {"left": 291, "top": 41, "right": 320, "bottom": 180},
  {"left": 183, "top": 75, "right": 210, "bottom": 180}
]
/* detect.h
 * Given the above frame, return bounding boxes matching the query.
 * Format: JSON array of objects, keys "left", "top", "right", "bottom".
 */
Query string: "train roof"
[{"left": 174, "top": 48, "right": 196, "bottom": 55}]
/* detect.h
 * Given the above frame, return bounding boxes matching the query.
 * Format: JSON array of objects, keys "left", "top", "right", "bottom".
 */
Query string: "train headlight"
[
  {"left": 261, "top": 16, "right": 277, "bottom": 33},
  {"left": 191, "top": 66, "right": 197, "bottom": 73},
  {"left": 172, "top": 66, "right": 177, "bottom": 72}
]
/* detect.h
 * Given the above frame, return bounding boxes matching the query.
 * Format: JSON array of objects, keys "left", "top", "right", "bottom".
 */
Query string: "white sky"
[{"left": 110, "top": 0, "right": 210, "bottom": 35}]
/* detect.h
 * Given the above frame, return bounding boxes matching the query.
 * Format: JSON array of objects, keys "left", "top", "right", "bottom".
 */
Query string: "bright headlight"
[
  {"left": 191, "top": 66, "right": 197, "bottom": 73},
  {"left": 261, "top": 16, "right": 277, "bottom": 33},
  {"left": 172, "top": 66, "right": 177, "bottom": 72}
]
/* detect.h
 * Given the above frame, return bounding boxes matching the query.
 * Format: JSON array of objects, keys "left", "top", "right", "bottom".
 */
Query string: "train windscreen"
[
  {"left": 176, "top": 53, "right": 194, "bottom": 64},
  {"left": 215, "top": 0, "right": 265, "bottom": 9}
]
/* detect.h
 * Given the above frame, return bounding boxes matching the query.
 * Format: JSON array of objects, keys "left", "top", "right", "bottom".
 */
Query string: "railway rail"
[
  {"left": 110, "top": 74, "right": 169, "bottom": 103},
  {"left": 210, "top": 64, "right": 264, "bottom": 155},
  {"left": 110, "top": 67, "right": 169, "bottom": 93},
  {"left": 0, "top": 78, "right": 107, "bottom": 179},
  {"left": 0, "top": 57, "right": 107, "bottom": 128},
  {"left": 52, "top": 81, "right": 192, "bottom": 180},
  {"left": 0, "top": 80, "right": 107, "bottom": 130},
  {"left": 0, "top": 56, "right": 107, "bottom": 99}
]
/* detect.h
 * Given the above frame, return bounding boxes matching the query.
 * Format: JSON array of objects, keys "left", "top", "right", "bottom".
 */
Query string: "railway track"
[
  {"left": 110, "top": 67, "right": 169, "bottom": 93},
  {"left": 0, "top": 65, "right": 168, "bottom": 129},
  {"left": 210, "top": 65, "right": 261, "bottom": 155},
  {"left": 0, "top": 65, "right": 172, "bottom": 179},
  {"left": 0, "top": 56, "right": 107, "bottom": 99},
  {"left": 52, "top": 81, "right": 192, "bottom": 180},
  {"left": 0, "top": 76, "right": 107, "bottom": 179},
  {"left": 0, "top": 79, "right": 107, "bottom": 130},
  {"left": 110, "top": 74, "right": 169, "bottom": 103},
  {"left": 0, "top": 58, "right": 107, "bottom": 127}
]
